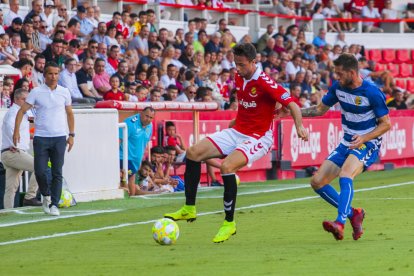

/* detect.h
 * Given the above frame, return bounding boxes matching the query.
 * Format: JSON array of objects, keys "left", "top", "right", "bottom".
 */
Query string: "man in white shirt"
[
  {"left": 4, "top": 0, "right": 22, "bottom": 27},
  {"left": 59, "top": 58, "right": 95, "bottom": 104},
  {"left": 286, "top": 53, "right": 304, "bottom": 82},
  {"left": 14, "top": 62, "right": 75, "bottom": 216},
  {"left": 176, "top": 85, "right": 196, "bottom": 102},
  {"left": 160, "top": 64, "right": 177, "bottom": 89},
  {"left": 1, "top": 89, "right": 41, "bottom": 208},
  {"left": 361, "top": 0, "right": 383, "bottom": 32}
]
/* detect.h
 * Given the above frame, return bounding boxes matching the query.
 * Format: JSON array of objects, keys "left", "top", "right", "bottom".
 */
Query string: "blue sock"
[
  {"left": 337, "top": 177, "right": 354, "bottom": 224},
  {"left": 315, "top": 185, "right": 339, "bottom": 208}
]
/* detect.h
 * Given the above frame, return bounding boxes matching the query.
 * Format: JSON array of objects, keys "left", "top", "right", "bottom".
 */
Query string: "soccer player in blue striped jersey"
[{"left": 301, "top": 53, "right": 391, "bottom": 240}]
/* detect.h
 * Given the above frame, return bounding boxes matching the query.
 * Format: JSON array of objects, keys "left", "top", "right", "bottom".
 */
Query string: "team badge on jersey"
[
  {"left": 355, "top": 96, "right": 362, "bottom": 106},
  {"left": 249, "top": 87, "right": 258, "bottom": 97}
]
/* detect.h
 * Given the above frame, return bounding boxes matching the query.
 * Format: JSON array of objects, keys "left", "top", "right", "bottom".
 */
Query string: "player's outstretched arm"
[
  {"left": 287, "top": 102, "right": 309, "bottom": 141},
  {"left": 301, "top": 102, "right": 330, "bottom": 117},
  {"left": 349, "top": 114, "right": 392, "bottom": 149}
]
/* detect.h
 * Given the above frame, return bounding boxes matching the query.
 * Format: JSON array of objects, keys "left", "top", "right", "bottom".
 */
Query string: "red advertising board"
[{"left": 280, "top": 115, "right": 414, "bottom": 167}]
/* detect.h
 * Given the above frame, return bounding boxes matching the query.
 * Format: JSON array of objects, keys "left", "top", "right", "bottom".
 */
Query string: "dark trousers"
[{"left": 33, "top": 136, "right": 67, "bottom": 207}]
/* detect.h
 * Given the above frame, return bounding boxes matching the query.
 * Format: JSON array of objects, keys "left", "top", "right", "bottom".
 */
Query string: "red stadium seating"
[
  {"left": 406, "top": 79, "right": 414, "bottom": 93},
  {"left": 395, "top": 78, "right": 406, "bottom": 90},
  {"left": 382, "top": 49, "right": 396, "bottom": 64},
  {"left": 367, "top": 49, "right": 382, "bottom": 63},
  {"left": 375, "top": 63, "right": 385, "bottom": 72},
  {"left": 396, "top": 49, "right": 411, "bottom": 64},
  {"left": 399, "top": 63, "right": 411, "bottom": 78},
  {"left": 387, "top": 63, "right": 399, "bottom": 77}
]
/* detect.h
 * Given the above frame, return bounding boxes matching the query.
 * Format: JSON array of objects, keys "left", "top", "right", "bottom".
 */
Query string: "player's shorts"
[
  {"left": 120, "top": 160, "right": 139, "bottom": 178},
  {"left": 327, "top": 142, "right": 380, "bottom": 170},
  {"left": 207, "top": 128, "right": 273, "bottom": 165}
]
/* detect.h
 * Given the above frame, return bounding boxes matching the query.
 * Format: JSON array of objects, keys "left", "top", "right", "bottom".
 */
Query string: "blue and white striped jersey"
[{"left": 322, "top": 80, "right": 389, "bottom": 147}]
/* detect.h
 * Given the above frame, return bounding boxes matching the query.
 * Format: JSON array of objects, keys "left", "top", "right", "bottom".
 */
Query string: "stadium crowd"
[{"left": 0, "top": 0, "right": 414, "bottom": 197}]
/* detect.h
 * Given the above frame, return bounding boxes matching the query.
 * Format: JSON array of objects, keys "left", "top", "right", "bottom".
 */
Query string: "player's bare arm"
[
  {"left": 287, "top": 102, "right": 309, "bottom": 141},
  {"left": 349, "top": 114, "right": 392, "bottom": 149},
  {"left": 301, "top": 102, "right": 331, "bottom": 117}
]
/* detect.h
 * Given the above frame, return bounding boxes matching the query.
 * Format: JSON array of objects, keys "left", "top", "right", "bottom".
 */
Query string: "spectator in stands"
[
  {"left": 42, "top": 38, "right": 65, "bottom": 67},
  {"left": 92, "top": 22, "right": 107, "bottom": 44},
  {"left": 358, "top": 57, "right": 393, "bottom": 95},
  {"left": 119, "top": 107, "right": 155, "bottom": 194},
  {"left": 64, "top": 18, "right": 80, "bottom": 42},
  {"left": 262, "top": 37, "right": 276, "bottom": 56},
  {"left": 256, "top": 24, "right": 274, "bottom": 53},
  {"left": 76, "top": 57, "right": 102, "bottom": 101},
  {"left": 164, "top": 121, "right": 186, "bottom": 163},
  {"left": 312, "top": 28, "right": 327, "bottom": 48},
  {"left": 382, "top": 0, "right": 413, "bottom": 33},
  {"left": 14, "top": 62, "right": 74, "bottom": 216},
  {"left": 104, "top": 24, "right": 119, "bottom": 47},
  {"left": 272, "top": 25, "right": 287, "bottom": 42},
  {"left": 59, "top": 58, "right": 94, "bottom": 104},
  {"left": 103, "top": 75, "right": 127, "bottom": 101},
  {"left": 163, "top": 84, "right": 179, "bottom": 101},
  {"left": 132, "top": 160, "right": 157, "bottom": 195},
  {"left": 149, "top": 88, "right": 162, "bottom": 102},
  {"left": 78, "top": 39, "right": 98, "bottom": 61},
  {"left": 221, "top": 50, "right": 236, "bottom": 70},
  {"left": 0, "top": 34, "right": 16, "bottom": 64},
  {"left": 131, "top": 10, "right": 147, "bottom": 37},
  {"left": 25, "top": 0, "right": 43, "bottom": 21},
  {"left": 53, "top": 4, "right": 68, "bottom": 28},
  {"left": 93, "top": 58, "right": 111, "bottom": 95},
  {"left": 31, "top": 54, "right": 45, "bottom": 87},
  {"left": 204, "top": 32, "right": 222, "bottom": 54},
  {"left": 1, "top": 88, "right": 41, "bottom": 208},
  {"left": 107, "top": 45, "right": 120, "bottom": 71},
  {"left": 387, "top": 89, "right": 407, "bottom": 110},
  {"left": 41, "top": 1, "right": 55, "bottom": 31},
  {"left": 285, "top": 24, "right": 299, "bottom": 50},
  {"left": 179, "top": 44, "right": 196, "bottom": 68},
  {"left": 273, "top": 0, "right": 296, "bottom": 16},
  {"left": 334, "top": 32, "right": 347, "bottom": 48},
  {"left": 6, "top": 17, "right": 23, "bottom": 38},
  {"left": 136, "top": 46, "right": 161, "bottom": 73},
  {"left": 72, "top": 6, "right": 91, "bottom": 42},
  {"left": 146, "top": 9, "right": 157, "bottom": 33},
  {"left": 160, "top": 64, "right": 177, "bottom": 89},
  {"left": 124, "top": 81, "right": 138, "bottom": 102},
  {"left": 86, "top": 7, "right": 98, "bottom": 29},
  {"left": 20, "top": 18, "right": 35, "bottom": 51},
  {"left": 286, "top": 53, "right": 303, "bottom": 82},
  {"left": 362, "top": 0, "right": 383, "bottom": 33},
  {"left": 93, "top": 5, "right": 101, "bottom": 22},
  {"left": 176, "top": 84, "right": 197, "bottom": 102},
  {"left": 158, "top": 28, "right": 172, "bottom": 50},
  {"left": 38, "top": 21, "right": 51, "bottom": 51},
  {"left": 128, "top": 25, "right": 149, "bottom": 58},
  {"left": 323, "top": 0, "right": 354, "bottom": 32},
  {"left": 114, "top": 60, "right": 129, "bottom": 91},
  {"left": 194, "top": 30, "right": 208, "bottom": 54},
  {"left": 4, "top": 0, "right": 22, "bottom": 27},
  {"left": 150, "top": 146, "right": 177, "bottom": 193}
]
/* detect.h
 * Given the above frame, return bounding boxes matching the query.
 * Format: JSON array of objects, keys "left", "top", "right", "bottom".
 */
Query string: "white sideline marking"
[
  {"left": 1, "top": 181, "right": 413, "bottom": 246},
  {"left": 0, "top": 209, "right": 122, "bottom": 228},
  {"left": 138, "top": 184, "right": 309, "bottom": 199}
]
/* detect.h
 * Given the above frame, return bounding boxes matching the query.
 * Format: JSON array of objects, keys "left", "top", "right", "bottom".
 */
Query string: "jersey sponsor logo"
[
  {"left": 355, "top": 96, "right": 362, "bottom": 106},
  {"left": 281, "top": 92, "right": 290, "bottom": 100},
  {"left": 239, "top": 99, "right": 257, "bottom": 109}
]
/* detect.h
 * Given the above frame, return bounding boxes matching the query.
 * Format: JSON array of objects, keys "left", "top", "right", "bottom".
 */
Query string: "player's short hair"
[
  {"left": 333, "top": 53, "right": 359, "bottom": 72},
  {"left": 232, "top": 43, "right": 256, "bottom": 61},
  {"left": 13, "top": 88, "right": 28, "bottom": 101}
]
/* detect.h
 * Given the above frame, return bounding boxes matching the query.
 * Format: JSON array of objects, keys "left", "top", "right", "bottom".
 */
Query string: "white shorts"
[{"left": 207, "top": 128, "right": 273, "bottom": 165}]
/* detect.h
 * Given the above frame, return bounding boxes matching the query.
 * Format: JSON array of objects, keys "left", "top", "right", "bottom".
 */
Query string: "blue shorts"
[
  {"left": 327, "top": 142, "right": 379, "bottom": 170},
  {"left": 120, "top": 160, "right": 139, "bottom": 178}
]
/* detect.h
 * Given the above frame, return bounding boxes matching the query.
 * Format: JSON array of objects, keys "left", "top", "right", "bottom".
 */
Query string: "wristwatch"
[{"left": 69, "top": 133, "right": 75, "bottom": 138}]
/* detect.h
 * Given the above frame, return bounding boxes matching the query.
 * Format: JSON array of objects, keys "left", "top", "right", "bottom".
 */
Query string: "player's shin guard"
[
  {"left": 184, "top": 159, "right": 201, "bottom": 205},
  {"left": 337, "top": 177, "right": 354, "bottom": 224},
  {"left": 222, "top": 173, "right": 237, "bottom": 222},
  {"left": 315, "top": 185, "right": 339, "bottom": 208}
]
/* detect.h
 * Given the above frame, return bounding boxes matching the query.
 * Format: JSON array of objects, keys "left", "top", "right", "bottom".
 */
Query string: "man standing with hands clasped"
[{"left": 13, "top": 61, "right": 75, "bottom": 216}]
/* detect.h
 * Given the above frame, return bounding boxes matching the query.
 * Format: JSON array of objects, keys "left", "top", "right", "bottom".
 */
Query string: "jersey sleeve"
[
  {"left": 322, "top": 82, "right": 339, "bottom": 107},
  {"left": 261, "top": 75, "right": 293, "bottom": 107},
  {"left": 25, "top": 88, "right": 37, "bottom": 106},
  {"left": 369, "top": 87, "right": 389, "bottom": 118}
]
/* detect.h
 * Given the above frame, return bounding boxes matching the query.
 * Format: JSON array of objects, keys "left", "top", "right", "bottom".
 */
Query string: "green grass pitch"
[{"left": 0, "top": 168, "right": 413, "bottom": 275}]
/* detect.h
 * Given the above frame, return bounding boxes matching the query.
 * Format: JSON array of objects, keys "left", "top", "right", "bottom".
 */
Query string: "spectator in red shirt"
[
  {"left": 106, "top": 11, "right": 123, "bottom": 34},
  {"left": 104, "top": 75, "right": 128, "bottom": 101},
  {"left": 107, "top": 45, "right": 120, "bottom": 71}
]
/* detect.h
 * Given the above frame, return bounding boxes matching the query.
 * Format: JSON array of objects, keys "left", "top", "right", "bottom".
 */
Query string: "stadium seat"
[
  {"left": 386, "top": 63, "right": 399, "bottom": 77},
  {"left": 398, "top": 63, "right": 411, "bottom": 78},
  {"left": 382, "top": 49, "right": 396, "bottom": 64},
  {"left": 406, "top": 79, "right": 414, "bottom": 93},
  {"left": 395, "top": 78, "right": 406, "bottom": 90},
  {"left": 375, "top": 63, "right": 385, "bottom": 72},
  {"left": 395, "top": 49, "right": 411, "bottom": 64},
  {"left": 367, "top": 49, "right": 382, "bottom": 63}
]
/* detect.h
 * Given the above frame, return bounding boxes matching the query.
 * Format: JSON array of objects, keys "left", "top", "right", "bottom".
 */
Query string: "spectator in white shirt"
[
  {"left": 59, "top": 58, "right": 95, "bottom": 104},
  {"left": 4, "top": 0, "right": 22, "bottom": 27},
  {"left": 221, "top": 50, "right": 236, "bottom": 70},
  {"left": 176, "top": 84, "right": 196, "bottom": 102},
  {"left": 381, "top": 0, "right": 413, "bottom": 32},
  {"left": 41, "top": 0, "right": 56, "bottom": 32},
  {"left": 286, "top": 53, "right": 304, "bottom": 82},
  {"left": 160, "top": 64, "right": 178, "bottom": 89},
  {"left": 361, "top": 0, "right": 383, "bottom": 32}
]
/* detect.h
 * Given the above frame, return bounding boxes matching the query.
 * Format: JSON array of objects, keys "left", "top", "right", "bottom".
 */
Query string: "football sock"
[
  {"left": 222, "top": 173, "right": 238, "bottom": 222},
  {"left": 337, "top": 177, "right": 354, "bottom": 224},
  {"left": 184, "top": 159, "right": 201, "bottom": 206},
  {"left": 315, "top": 185, "right": 339, "bottom": 208}
]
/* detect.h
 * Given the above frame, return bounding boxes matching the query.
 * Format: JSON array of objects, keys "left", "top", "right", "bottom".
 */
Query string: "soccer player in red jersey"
[{"left": 164, "top": 43, "right": 308, "bottom": 243}]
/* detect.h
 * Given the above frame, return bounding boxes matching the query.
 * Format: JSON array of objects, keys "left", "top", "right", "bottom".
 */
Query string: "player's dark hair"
[
  {"left": 232, "top": 43, "right": 256, "bottom": 61},
  {"left": 44, "top": 61, "right": 59, "bottom": 73},
  {"left": 165, "top": 121, "right": 175, "bottom": 128},
  {"left": 334, "top": 53, "right": 359, "bottom": 72}
]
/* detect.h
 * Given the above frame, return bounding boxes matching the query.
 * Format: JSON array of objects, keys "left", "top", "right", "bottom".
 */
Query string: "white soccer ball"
[
  {"left": 58, "top": 190, "right": 73, "bottom": 208},
  {"left": 152, "top": 218, "right": 180, "bottom": 245}
]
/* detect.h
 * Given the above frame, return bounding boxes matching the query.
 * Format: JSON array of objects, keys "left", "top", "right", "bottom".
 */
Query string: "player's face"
[
  {"left": 234, "top": 55, "right": 256, "bottom": 79},
  {"left": 334, "top": 65, "right": 354, "bottom": 88}
]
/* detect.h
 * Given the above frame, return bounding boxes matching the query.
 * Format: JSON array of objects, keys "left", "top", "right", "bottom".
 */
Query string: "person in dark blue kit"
[
  {"left": 300, "top": 53, "right": 391, "bottom": 240},
  {"left": 119, "top": 107, "right": 155, "bottom": 195}
]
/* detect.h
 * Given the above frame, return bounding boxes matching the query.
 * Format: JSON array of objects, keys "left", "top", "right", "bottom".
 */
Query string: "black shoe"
[
  {"left": 211, "top": 181, "right": 223, "bottom": 187},
  {"left": 23, "top": 198, "right": 42, "bottom": 206}
]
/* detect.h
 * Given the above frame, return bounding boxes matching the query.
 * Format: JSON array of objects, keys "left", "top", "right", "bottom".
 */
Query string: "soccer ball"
[
  {"left": 58, "top": 190, "right": 73, "bottom": 208},
  {"left": 152, "top": 218, "right": 179, "bottom": 245}
]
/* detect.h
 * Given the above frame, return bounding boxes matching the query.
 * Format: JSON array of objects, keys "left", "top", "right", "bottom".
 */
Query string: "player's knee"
[
  {"left": 310, "top": 175, "right": 323, "bottom": 190},
  {"left": 220, "top": 160, "right": 236, "bottom": 174}
]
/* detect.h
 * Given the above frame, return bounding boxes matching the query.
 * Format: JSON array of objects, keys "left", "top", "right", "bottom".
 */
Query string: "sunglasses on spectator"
[{"left": 60, "top": 8, "right": 67, "bottom": 11}]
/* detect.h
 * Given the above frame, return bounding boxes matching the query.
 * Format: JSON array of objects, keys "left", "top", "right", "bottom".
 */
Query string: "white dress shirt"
[
  {"left": 1, "top": 104, "right": 30, "bottom": 151},
  {"left": 59, "top": 69, "right": 83, "bottom": 99}
]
